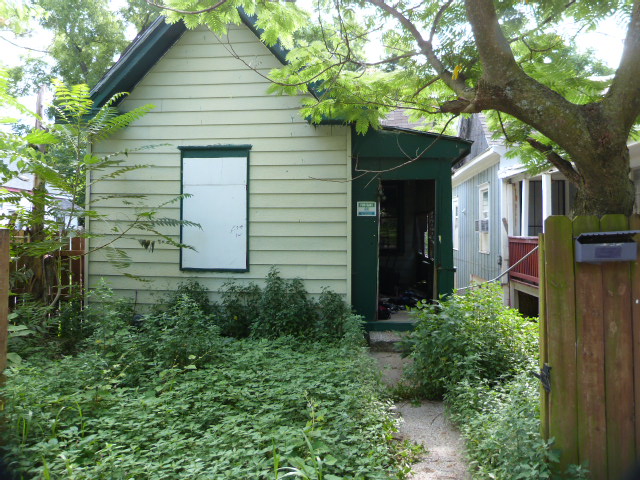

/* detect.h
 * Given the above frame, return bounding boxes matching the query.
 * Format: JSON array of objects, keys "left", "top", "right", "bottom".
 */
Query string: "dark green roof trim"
[
  {"left": 305, "top": 115, "right": 348, "bottom": 125},
  {"left": 237, "top": 8, "right": 289, "bottom": 66},
  {"left": 351, "top": 125, "right": 472, "bottom": 162},
  {"left": 178, "top": 144, "right": 253, "bottom": 152},
  {"left": 91, "top": 16, "right": 187, "bottom": 109}
]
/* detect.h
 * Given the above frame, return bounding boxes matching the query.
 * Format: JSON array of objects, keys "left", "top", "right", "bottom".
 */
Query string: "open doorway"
[{"left": 378, "top": 179, "right": 436, "bottom": 320}]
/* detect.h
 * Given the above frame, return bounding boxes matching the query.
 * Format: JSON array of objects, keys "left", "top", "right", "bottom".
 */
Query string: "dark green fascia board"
[
  {"left": 90, "top": 16, "right": 187, "bottom": 110},
  {"left": 351, "top": 125, "right": 472, "bottom": 161},
  {"left": 237, "top": 8, "right": 288, "bottom": 66},
  {"left": 179, "top": 144, "right": 253, "bottom": 156},
  {"left": 237, "top": 8, "right": 321, "bottom": 101}
]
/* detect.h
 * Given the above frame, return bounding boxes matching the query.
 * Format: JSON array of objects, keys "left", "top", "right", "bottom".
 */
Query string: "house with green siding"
[{"left": 88, "top": 15, "right": 471, "bottom": 329}]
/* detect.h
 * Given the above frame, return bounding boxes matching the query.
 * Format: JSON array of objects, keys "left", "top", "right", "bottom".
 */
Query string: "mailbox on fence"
[{"left": 575, "top": 230, "right": 640, "bottom": 263}]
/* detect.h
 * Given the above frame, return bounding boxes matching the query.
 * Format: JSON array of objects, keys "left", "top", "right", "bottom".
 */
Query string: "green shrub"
[
  {"left": 85, "top": 294, "right": 223, "bottom": 386},
  {"left": 9, "top": 284, "right": 135, "bottom": 359},
  {"left": 446, "top": 372, "right": 588, "bottom": 480},
  {"left": 138, "top": 294, "right": 223, "bottom": 369},
  {"left": 213, "top": 268, "right": 360, "bottom": 343},
  {"left": 251, "top": 268, "right": 318, "bottom": 339},
  {"left": 215, "top": 281, "right": 262, "bottom": 338},
  {"left": 316, "top": 287, "right": 353, "bottom": 342},
  {"left": 160, "top": 279, "right": 213, "bottom": 314},
  {"left": 401, "top": 283, "right": 538, "bottom": 399}
]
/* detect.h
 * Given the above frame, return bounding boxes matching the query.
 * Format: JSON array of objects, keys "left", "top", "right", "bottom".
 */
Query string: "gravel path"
[{"left": 370, "top": 351, "right": 470, "bottom": 480}]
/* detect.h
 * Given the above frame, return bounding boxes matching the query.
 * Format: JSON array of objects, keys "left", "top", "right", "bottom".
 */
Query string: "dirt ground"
[{"left": 370, "top": 351, "right": 470, "bottom": 480}]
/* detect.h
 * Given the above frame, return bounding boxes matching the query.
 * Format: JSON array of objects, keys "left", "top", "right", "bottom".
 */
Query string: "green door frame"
[{"left": 350, "top": 127, "right": 471, "bottom": 330}]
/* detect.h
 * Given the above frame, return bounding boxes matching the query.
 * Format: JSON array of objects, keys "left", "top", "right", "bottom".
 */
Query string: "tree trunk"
[{"left": 572, "top": 146, "right": 635, "bottom": 217}]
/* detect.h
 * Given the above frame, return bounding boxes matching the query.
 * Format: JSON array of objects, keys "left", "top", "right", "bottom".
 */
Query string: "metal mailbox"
[{"left": 575, "top": 230, "right": 640, "bottom": 263}]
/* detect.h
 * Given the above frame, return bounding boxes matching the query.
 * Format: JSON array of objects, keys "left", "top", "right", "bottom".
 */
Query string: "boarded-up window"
[{"left": 179, "top": 145, "right": 251, "bottom": 271}]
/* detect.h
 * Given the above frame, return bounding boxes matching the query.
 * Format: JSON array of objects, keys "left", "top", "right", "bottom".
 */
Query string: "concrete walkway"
[{"left": 370, "top": 347, "right": 470, "bottom": 480}]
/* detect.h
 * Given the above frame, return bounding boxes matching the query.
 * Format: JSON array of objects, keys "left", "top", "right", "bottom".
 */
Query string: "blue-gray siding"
[{"left": 453, "top": 162, "right": 501, "bottom": 289}]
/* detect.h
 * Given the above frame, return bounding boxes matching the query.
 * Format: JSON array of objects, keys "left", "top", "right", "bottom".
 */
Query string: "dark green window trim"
[{"left": 179, "top": 145, "right": 252, "bottom": 272}]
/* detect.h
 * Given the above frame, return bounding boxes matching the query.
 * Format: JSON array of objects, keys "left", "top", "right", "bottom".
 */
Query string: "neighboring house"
[
  {"left": 453, "top": 114, "right": 640, "bottom": 316},
  {"left": 0, "top": 162, "right": 78, "bottom": 229},
  {"left": 0, "top": 166, "right": 34, "bottom": 227},
  {"left": 87, "top": 16, "right": 471, "bottom": 329}
]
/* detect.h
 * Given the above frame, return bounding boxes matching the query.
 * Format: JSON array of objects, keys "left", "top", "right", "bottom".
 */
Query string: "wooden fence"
[
  {"left": 540, "top": 215, "right": 640, "bottom": 478},
  {"left": 9, "top": 234, "right": 85, "bottom": 309}
]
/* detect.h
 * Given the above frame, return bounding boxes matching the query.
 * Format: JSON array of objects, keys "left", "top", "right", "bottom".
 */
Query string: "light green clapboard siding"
[
  {"left": 90, "top": 179, "right": 348, "bottom": 195},
  {"left": 89, "top": 249, "right": 347, "bottom": 266},
  {"left": 92, "top": 136, "right": 349, "bottom": 153},
  {"left": 91, "top": 164, "right": 348, "bottom": 182},
  {"left": 89, "top": 235, "right": 348, "bottom": 252},
  {"left": 89, "top": 207, "right": 348, "bottom": 223},
  {"left": 91, "top": 193, "right": 348, "bottom": 209},
  {"left": 130, "top": 109, "right": 309, "bottom": 126},
  {"left": 124, "top": 96, "right": 305, "bottom": 113},
  {"left": 88, "top": 24, "right": 351, "bottom": 304},
  {"left": 152, "top": 55, "right": 276, "bottom": 72}
]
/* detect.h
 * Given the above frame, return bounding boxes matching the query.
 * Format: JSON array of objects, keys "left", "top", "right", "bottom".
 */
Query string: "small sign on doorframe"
[{"left": 357, "top": 201, "right": 377, "bottom": 217}]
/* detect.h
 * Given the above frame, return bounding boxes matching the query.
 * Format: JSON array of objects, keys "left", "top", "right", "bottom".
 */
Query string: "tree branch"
[
  {"left": 0, "top": 35, "right": 49, "bottom": 54},
  {"left": 526, "top": 137, "right": 581, "bottom": 184},
  {"left": 604, "top": 0, "right": 640, "bottom": 133},
  {"left": 144, "top": 0, "right": 230, "bottom": 15},
  {"left": 365, "top": 0, "right": 474, "bottom": 99},
  {"left": 508, "top": 1, "right": 577, "bottom": 45},
  {"left": 429, "top": 0, "right": 454, "bottom": 43},
  {"left": 463, "top": 0, "right": 520, "bottom": 84}
]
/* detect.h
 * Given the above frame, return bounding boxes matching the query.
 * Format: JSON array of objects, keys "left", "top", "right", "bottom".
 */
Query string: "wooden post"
[
  {"left": 600, "top": 215, "right": 636, "bottom": 479},
  {"left": 573, "top": 215, "right": 607, "bottom": 478},
  {"left": 544, "top": 215, "right": 578, "bottom": 470},
  {"left": 630, "top": 214, "right": 640, "bottom": 459},
  {"left": 538, "top": 232, "right": 549, "bottom": 439},
  {"left": 0, "top": 229, "right": 9, "bottom": 373}
]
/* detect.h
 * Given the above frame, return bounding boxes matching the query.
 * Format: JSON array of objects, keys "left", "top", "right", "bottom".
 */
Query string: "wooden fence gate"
[{"left": 540, "top": 214, "right": 640, "bottom": 478}]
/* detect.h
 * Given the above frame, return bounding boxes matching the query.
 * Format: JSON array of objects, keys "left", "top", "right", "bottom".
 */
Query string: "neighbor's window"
[
  {"left": 452, "top": 196, "right": 459, "bottom": 251},
  {"left": 478, "top": 184, "right": 490, "bottom": 254},
  {"left": 179, "top": 145, "right": 251, "bottom": 271}
]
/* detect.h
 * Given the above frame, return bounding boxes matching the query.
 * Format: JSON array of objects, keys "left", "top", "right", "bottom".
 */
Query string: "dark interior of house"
[{"left": 377, "top": 179, "right": 436, "bottom": 319}]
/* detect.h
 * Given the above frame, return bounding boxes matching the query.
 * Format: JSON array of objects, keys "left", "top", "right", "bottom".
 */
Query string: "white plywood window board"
[{"left": 181, "top": 156, "right": 248, "bottom": 270}]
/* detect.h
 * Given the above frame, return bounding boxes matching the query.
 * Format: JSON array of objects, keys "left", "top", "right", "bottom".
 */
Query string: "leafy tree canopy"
[
  {"left": 157, "top": 0, "right": 640, "bottom": 215},
  {"left": 1, "top": 0, "right": 160, "bottom": 94}
]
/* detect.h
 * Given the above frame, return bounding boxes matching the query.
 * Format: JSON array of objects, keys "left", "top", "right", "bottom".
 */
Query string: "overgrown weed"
[{"left": 400, "top": 283, "right": 588, "bottom": 479}]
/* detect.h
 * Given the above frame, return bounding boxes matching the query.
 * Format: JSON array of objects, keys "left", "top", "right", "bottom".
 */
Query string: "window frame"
[
  {"left": 452, "top": 196, "right": 459, "bottom": 251},
  {"left": 178, "top": 145, "right": 251, "bottom": 272},
  {"left": 478, "top": 183, "right": 490, "bottom": 254}
]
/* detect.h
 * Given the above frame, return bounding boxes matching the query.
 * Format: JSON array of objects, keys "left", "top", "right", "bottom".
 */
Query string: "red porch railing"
[{"left": 508, "top": 236, "right": 539, "bottom": 286}]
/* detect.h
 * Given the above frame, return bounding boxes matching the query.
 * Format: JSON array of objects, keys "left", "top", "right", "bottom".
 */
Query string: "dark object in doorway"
[
  {"left": 377, "top": 303, "right": 391, "bottom": 320},
  {"left": 388, "top": 290, "right": 424, "bottom": 308}
]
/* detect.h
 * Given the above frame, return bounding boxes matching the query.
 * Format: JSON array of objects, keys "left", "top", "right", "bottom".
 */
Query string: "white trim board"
[{"left": 452, "top": 148, "right": 501, "bottom": 187}]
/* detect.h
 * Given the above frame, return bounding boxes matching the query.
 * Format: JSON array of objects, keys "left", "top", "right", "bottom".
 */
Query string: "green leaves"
[
  {"left": 1, "top": 333, "right": 407, "bottom": 479},
  {"left": 402, "top": 283, "right": 538, "bottom": 400}
]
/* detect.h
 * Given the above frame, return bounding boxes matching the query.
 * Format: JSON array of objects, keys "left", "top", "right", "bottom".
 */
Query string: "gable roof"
[
  {"left": 91, "top": 11, "right": 289, "bottom": 110},
  {"left": 90, "top": 12, "right": 471, "bottom": 157}
]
